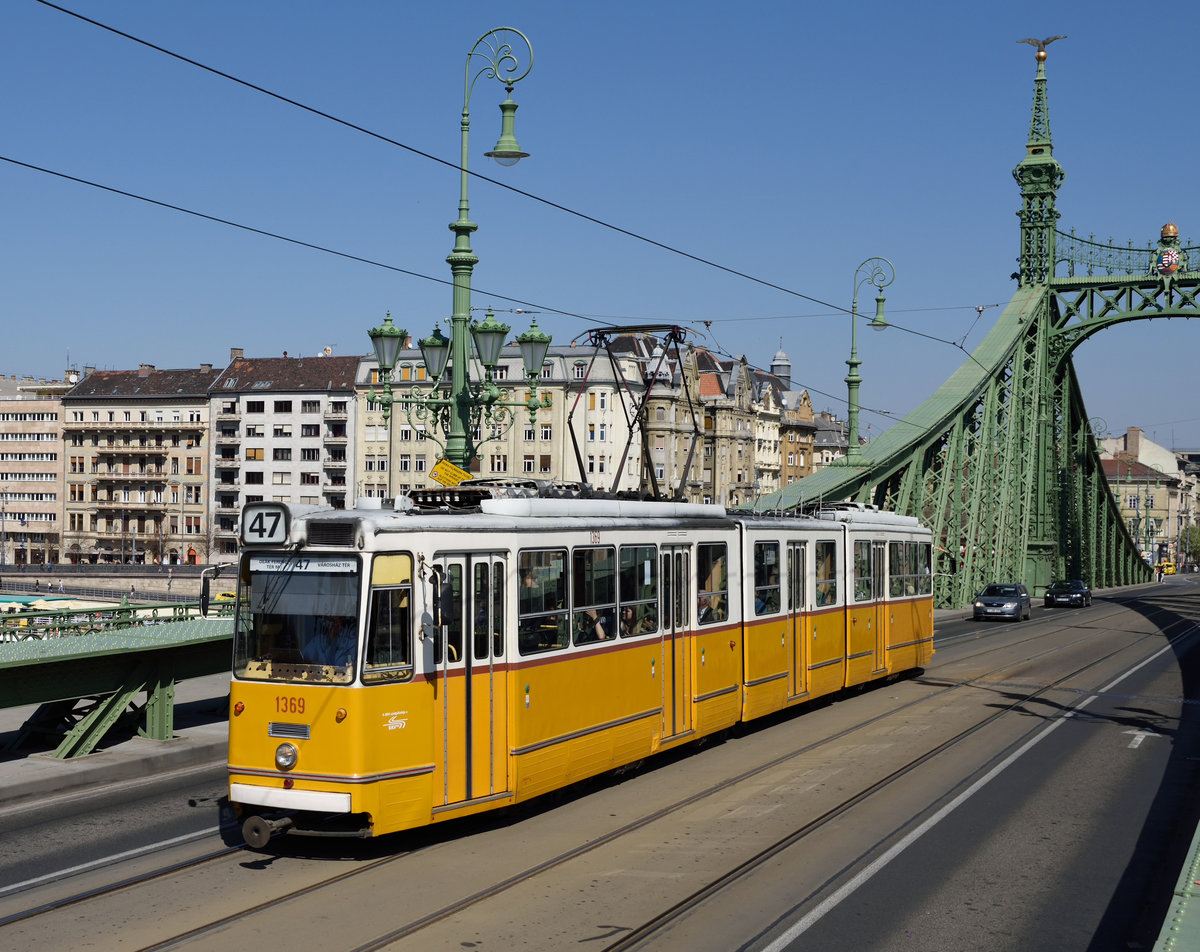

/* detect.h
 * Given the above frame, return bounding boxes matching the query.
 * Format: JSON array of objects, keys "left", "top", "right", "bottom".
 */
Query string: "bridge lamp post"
[
  {"left": 841, "top": 257, "right": 893, "bottom": 465},
  {"left": 367, "top": 28, "right": 551, "bottom": 473}
]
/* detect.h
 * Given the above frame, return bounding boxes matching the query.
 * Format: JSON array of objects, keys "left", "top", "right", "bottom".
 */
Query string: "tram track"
[
  {"left": 2, "top": 598, "right": 1185, "bottom": 950},
  {"left": 602, "top": 624, "right": 1200, "bottom": 951}
]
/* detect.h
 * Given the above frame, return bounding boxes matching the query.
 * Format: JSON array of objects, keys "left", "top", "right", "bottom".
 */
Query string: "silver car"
[{"left": 973, "top": 583, "right": 1032, "bottom": 622}]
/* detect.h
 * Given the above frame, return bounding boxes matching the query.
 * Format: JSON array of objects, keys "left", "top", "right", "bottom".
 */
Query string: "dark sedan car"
[
  {"left": 1044, "top": 579, "right": 1092, "bottom": 607},
  {"left": 973, "top": 583, "right": 1032, "bottom": 622}
]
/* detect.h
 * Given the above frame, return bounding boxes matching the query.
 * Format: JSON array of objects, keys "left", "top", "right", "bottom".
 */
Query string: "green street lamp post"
[
  {"left": 367, "top": 27, "right": 551, "bottom": 473},
  {"left": 841, "top": 257, "right": 893, "bottom": 464}
]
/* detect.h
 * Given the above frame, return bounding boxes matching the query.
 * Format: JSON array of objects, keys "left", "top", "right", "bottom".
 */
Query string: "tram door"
[
  {"left": 872, "top": 544, "right": 887, "bottom": 672},
  {"left": 787, "top": 541, "right": 808, "bottom": 698},
  {"left": 659, "top": 546, "right": 691, "bottom": 738},
  {"left": 433, "top": 552, "right": 508, "bottom": 806}
]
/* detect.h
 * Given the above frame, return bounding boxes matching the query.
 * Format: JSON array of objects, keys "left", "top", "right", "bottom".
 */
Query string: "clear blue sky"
[{"left": 4, "top": 1, "right": 1198, "bottom": 447}]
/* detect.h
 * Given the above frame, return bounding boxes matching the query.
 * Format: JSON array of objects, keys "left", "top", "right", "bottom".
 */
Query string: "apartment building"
[
  {"left": 779, "top": 390, "right": 817, "bottom": 486},
  {"left": 61, "top": 363, "right": 222, "bottom": 565},
  {"left": 209, "top": 351, "right": 361, "bottom": 555},
  {"left": 0, "top": 374, "right": 70, "bottom": 565}
]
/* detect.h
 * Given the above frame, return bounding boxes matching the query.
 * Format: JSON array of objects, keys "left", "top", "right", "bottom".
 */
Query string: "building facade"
[
  {"left": 0, "top": 374, "right": 69, "bottom": 565},
  {"left": 61, "top": 364, "right": 221, "bottom": 565},
  {"left": 209, "top": 352, "right": 361, "bottom": 555}
]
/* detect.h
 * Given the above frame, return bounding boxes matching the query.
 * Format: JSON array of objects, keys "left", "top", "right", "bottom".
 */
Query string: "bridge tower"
[{"left": 761, "top": 45, "right": 1198, "bottom": 608}]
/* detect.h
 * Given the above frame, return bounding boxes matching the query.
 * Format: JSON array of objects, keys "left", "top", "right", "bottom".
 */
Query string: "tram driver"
[{"left": 303, "top": 615, "right": 356, "bottom": 667}]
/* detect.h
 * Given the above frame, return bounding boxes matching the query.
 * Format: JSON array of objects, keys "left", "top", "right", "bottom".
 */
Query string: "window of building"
[
  {"left": 246, "top": 401, "right": 264, "bottom": 413},
  {"left": 272, "top": 447, "right": 292, "bottom": 461},
  {"left": 274, "top": 400, "right": 292, "bottom": 413},
  {"left": 245, "top": 448, "right": 264, "bottom": 461}
]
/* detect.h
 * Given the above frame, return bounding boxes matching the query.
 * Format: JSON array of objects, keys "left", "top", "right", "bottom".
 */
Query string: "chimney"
[
  {"left": 200, "top": 363, "right": 212, "bottom": 373},
  {"left": 230, "top": 347, "right": 244, "bottom": 360},
  {"left": 137, "top": 364, "right": 155, "bottom": 377},
  {"left": 1126, "top": 427, "right": 1143, "bottom": 457}
]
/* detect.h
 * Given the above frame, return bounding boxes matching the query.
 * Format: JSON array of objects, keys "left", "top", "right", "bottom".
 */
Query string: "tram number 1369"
[{"left": 276, "top": 696, "right": 306, "bottom": 714}]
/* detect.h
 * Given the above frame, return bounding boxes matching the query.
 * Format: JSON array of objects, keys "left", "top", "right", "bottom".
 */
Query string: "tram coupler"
[{"left": 242, "top": 814, "right": 294, "bottom": 849}]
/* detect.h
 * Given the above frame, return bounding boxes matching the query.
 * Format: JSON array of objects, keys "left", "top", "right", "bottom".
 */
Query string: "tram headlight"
[{"left": 275, "top": 743, "right": 298, "bottom": 771}]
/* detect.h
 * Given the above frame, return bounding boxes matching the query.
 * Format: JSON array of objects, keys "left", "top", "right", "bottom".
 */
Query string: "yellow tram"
[{"left": 227, "top": 484, "right": 934, "bottom": 846}]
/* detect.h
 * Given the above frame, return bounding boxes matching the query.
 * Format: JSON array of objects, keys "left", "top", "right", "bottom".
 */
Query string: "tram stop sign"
[{"left": 429, "top": 458, "right": 471, "bottom": 487}]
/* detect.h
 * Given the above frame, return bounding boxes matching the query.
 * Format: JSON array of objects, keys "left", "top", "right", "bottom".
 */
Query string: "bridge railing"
[
  {"left": 1055, "top": 228, "right": 1198, "bottom": 278},
  {"left": 1, "top": 599, "right": 234, "bottom": 642}
]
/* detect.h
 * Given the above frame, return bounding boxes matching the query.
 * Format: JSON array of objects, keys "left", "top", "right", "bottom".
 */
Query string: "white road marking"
[{"left": 762, "top": 635, "right": 1186, "bottom": 951}]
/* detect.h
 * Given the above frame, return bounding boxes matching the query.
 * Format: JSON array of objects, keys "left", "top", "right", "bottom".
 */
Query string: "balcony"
[
  {"left": 323, "top": 432, "right": 348, "bottom": 445},
  {"left": 215, "top": 432, "right": 241, "bottom": 444},
  {"left": 63, "top": 419, "right": 205, "bottom": 431},
  {"left": 86, "top": 468, "right": 171, "bottom": 481},
  {"left": 324, "top": 457, "right": 348, "bottom": 469},
  {"left": 94, "top": 445, "right": 171, "bottom": 456},
  {"left": 215, "top": 457, "right": 241, "bottom": 469}
]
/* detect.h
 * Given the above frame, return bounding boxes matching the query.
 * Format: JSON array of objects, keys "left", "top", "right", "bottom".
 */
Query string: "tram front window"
[{"left": 234, "top": 554, "right": 361, "bottom": 684}]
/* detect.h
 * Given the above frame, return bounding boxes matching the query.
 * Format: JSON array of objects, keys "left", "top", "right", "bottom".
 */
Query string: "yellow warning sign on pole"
[{"left": 429, "top": 458, "right": 472, "bottom": 487}]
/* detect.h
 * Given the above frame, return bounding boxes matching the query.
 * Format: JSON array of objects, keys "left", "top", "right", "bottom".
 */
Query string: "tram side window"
[
  {"left": 918, "top": 542, "right": 932, "bottom": 594},
  {"left": 365, "top": 554, "right": 413, "bottom": 683},
  {"left": 433, "top": 563, "right": 465, "bottom": 665},
  {"left": 492, "top": 562, "right": 505, "bottom": 656},
  {"left": 753, "top": 542, "right": 781, "bottom": 615},
  {"left": 697, "top": 542, "right": 728, "bottom": 624},
  {"left": 853, "top": 541, "right": 873, "bottom": 602},
  {"left": 815, "top": 540, "right": 838, "bottom": 606},
  {"left": 518, "top": 549, "right": 568, "bottom": 655},
  {"left": 619, "top": 544, "right": 658, "bottom": 636},
  {"left": 888, "top": 542, "right": 921, "bottom": 597},
  {"left": 573, "top": 547, "right": 616, "bottom": 644},
  {"left": 471, "top": 561, "right": 504, "bottom": 661}
]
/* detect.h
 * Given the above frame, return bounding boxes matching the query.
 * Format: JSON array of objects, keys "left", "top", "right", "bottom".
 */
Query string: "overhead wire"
[{"left": 24, "top": 0, "right": 1003, "bottom": 382}]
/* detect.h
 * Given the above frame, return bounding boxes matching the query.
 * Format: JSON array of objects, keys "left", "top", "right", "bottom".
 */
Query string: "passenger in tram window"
[
  {"left": 620, "top": 606, "right": 636, "bottom": 637},
  {"left": 698, "top": 596, "right": 713, "bottom": 624},
  {"left": 575, "top": 608, "right": 609, "bottom": 643}
]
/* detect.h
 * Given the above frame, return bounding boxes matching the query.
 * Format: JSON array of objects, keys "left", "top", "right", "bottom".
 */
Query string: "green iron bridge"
[{"left": 762, "top": 49, "right": 1196, "bottom": 609}]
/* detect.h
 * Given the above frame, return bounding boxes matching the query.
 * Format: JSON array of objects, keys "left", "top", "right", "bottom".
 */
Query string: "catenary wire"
[{"left": 29, "top": 0, "right": 1000, "bottom": 367}]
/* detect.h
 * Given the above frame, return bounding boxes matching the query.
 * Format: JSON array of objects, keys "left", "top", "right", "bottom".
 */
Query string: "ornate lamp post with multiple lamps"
[
  {"left": 841, "top": 257, "right": 894, "bottom": 465},
  {"left": 368, "top": 27, "right": 551, "bottom": 474}
]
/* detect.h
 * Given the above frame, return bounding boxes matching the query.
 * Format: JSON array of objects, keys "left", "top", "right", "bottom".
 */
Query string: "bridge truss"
[{"left": 762, "top": 51, "right": 1199, "bottom": 608}]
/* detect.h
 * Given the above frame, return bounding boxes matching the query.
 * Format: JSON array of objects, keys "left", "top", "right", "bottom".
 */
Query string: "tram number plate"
[
  {"left": 591, "top": 530, "right": 601, "bottom": 543},
  {"left": 242, "top": 503, "right": 289, "bottom": 545},
  {"left": 276, "top": 696, "right": 306, "bottom": 715}
]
